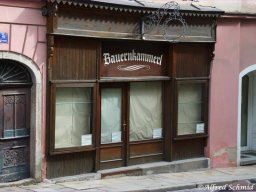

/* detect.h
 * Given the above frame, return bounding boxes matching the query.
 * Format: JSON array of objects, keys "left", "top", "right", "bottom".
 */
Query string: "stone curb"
[
  {"left": 110, "top": 178, "right": 256, "bottom": 192},
  {"left": 0, "top": 178, "right": 37, "bottom": 188}
]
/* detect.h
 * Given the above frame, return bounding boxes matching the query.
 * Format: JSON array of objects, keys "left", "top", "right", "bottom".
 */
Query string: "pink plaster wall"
[
  {"left": 208, "top": 17, "right": 256, "bottom": 168},
  {"left": 0, "top": 3, "right": 45, "bottom": 25},
  {"left": 208, "top": 18, "right": 240, "bottom": 168},
  {"left": 0, "top": 3, "right": 46, "bottom": 71},
  {"left": 240, "top": 20, "right": 256, "bottom": 71},
  {"left": 0, "top": 1, "right": 47, "bottom": 178}
]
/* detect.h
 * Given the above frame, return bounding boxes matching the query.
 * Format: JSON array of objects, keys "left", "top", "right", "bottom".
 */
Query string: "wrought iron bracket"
[{"left": 141, "top": 1, "right": 188, "bottom": 42}]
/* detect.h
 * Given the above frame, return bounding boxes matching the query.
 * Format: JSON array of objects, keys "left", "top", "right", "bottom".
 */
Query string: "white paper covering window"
[
  {"left": 177, "top": 84, "right": 204, "bottom": 135},
  {"left": 101, "top": 88, "right": 122, "bottom": 144},
  {"left": 55, "top": 87, "right": 92, "bottom": 148},
  {"left": 81, "top": 134, "right": 92, "bottom": 146},
  {"left": 129, "top": 82, "right": 162, "bottom": 141}
]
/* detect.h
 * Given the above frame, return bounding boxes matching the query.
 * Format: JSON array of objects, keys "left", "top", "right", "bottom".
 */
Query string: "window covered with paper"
[
  {"left": 55, "top": 87, "right": 92, "bottom": 148},
  {"left": 177, "top": 83, "right": 206, "bottom": 135},
  {"left": 129, "top": 82, "right": 162, "bottom": 141}
]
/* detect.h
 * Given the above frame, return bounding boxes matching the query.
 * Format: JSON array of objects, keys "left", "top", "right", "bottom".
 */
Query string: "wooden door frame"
[
  {"left": 97, "top": 81, "right": 165, "bottom": 169},
  {"left": 98, "top": 83, "right": 128, "bottom": 169},
  {"left": 241, "top": 74, "right": 250, "bottom": 151}
]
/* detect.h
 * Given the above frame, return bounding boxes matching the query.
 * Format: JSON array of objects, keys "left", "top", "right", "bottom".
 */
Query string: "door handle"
[
  {"left": 11, "top": 142, "right": 26, "bottom": 149},
  {"left": 11, "top": 145, "right": 26, "bottom": 149},
  {"left": 123, "top": 121, "right": 127, "bottom": 132}
]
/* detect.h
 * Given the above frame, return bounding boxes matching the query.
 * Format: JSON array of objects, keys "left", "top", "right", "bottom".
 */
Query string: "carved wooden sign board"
[{"left": 101, "top": 42, "right": 168, "bottom": 77}]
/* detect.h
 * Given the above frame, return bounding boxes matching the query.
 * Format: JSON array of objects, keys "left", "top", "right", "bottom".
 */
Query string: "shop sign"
[
  {"left": 103, "top": 50, "right": 163, "bottom": 71},
  {"left": 0, "top": 32, "right": 8, "bottom": 43},
  {"left": 101, "top": 42, "right": 167, "bottom": 77}
]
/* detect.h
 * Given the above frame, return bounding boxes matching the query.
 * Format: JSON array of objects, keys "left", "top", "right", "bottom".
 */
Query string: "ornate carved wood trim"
[{"left": 45, "top": 2, "right": 221, "bottom": 42}]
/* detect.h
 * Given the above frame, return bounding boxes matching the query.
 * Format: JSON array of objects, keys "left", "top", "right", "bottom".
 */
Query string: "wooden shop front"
[{"left": 45, "top": 0, "right": 222, "bottom": 178}]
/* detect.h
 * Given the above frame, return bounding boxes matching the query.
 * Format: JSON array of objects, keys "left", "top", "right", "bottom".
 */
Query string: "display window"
[
  {"left": 175, "top": 80, "right": 208, "bottom": 137},
  {"left": 129, "top": 82, "right": 163, "bottom": 141},
  {"left": 49, "top": 82, "right": 96, "bottom": 154}
]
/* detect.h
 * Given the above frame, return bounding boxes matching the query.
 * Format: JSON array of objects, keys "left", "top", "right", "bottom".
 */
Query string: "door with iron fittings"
[{"left": 0, "top": 59, "right": 32, "bottom": 182}]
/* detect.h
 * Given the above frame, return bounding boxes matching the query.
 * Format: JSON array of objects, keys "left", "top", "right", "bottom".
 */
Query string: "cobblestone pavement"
[
  {"left": 0, "top": 166, "right": 255, "bottom": 192},
  {"left": 176, "top": 180, "right": 256, "bottom": 192}
]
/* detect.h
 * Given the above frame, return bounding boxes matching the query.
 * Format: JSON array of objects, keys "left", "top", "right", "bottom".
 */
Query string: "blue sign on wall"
[{"left": 0, "top": 32, "right": 8, "bottom": 43}]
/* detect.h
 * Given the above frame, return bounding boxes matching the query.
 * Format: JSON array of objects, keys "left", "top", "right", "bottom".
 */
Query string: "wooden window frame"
[
  {"left": 49, "top": 81, "right": 97, "bottom": 155},
  {"left": 173, "top": 79, "right": 209, "bottom": 140}
]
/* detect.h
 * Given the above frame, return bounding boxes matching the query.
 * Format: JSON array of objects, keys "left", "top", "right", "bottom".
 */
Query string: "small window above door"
[{"left": 0, "top": 59, "right": 32, "bottom": 88}]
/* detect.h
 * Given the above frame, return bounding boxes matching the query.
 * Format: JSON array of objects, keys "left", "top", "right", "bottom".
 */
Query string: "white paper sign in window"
[
  {"left": 196, "top": 123, "right": 205, "bottom": 133},
  {"left": 153, "top": 128, "right": 162, "bottom": 139},
  {"left": 81, "top": 134, "right": 92, "bottom": 146},
  {"left": 112, "top": 131, "right": 122, "bottom": 143}
]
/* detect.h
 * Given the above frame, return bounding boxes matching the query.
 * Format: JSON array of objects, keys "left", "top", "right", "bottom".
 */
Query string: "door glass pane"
[
  {"left": 55, "top": 87, "right": 92, "bottom": 148},
  {"left": 101, "top": 88, "right": 122, "bottom": 144},
  {"left": 177, "top": 83, "right": 205, "bottom": 135},
  {"left": 130, "top": 82, "right": 162, "bottom": 141},
  {"left": 241, "top": 75, "right": 249, "bottom": 147}
]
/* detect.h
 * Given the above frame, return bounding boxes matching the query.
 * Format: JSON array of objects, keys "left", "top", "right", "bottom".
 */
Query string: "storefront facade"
[
  {"left": 45, "top": 0, "right": 222, "bottom": 178},
  {"left": 0, "top": 0, "right": 46, "bottom": 182}
]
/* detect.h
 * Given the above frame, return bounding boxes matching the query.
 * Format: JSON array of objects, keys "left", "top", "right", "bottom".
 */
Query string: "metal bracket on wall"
[
  {"left": 42, "top": 3, "right": 58, "bottom": 17},
  {"left": 141, "top": 1, "right": 188, "bottom": 42}
]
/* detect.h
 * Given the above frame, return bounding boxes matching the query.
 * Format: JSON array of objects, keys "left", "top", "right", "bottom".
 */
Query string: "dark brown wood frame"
[
  {"left": 45, "top": 35, "right": 214, "bottom": 176},
  {"left": 97, "top": 83, "right": 127, "bottom": 169},
  {"left": 97, "top": 81, "right": 165, "bottom": 169},
  {"left": 49, "top": 81, "right": 97, "bottom": 155}
]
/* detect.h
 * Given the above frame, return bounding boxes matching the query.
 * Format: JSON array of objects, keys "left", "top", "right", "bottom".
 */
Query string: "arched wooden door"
[{"left": 0, "top": 59, "right": 32, "bottom": 182}]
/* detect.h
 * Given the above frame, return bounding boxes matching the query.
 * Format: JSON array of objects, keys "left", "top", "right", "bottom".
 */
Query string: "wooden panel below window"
[
  {"left": 129, "top": 140, "right": 163, "bottom": 165},
  {"left": 130, "top": 140, "right": 163, "bottom": 157},
  {"left": 100, "top": 146, "right": 122, "bottom": 162},
  {"left": 46, "top": 151, "right": 95, "bottom": 179},
  {"left": 129, "top": 155, "right": 163, "bottom": 166},
  {"left": 172, "top": 138, "right": 206, "bottom": 161},
  {"left": 100, "top": 145, "right": 124, "bottom": 170},
  {"left": 100, "top": 160, "right": 124, "bottom": 170}
]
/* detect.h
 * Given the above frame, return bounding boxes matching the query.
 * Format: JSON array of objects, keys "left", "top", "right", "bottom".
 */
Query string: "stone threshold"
[{"left": 50, "top": 157, "right": 209, "bottom": 183}]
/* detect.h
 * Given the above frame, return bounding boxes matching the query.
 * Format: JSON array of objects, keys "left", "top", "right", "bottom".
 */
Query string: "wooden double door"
[
  {"left": 99, "top": 82, "right": 164, "bottom": 170},
  {"left": 0, "top": 88, "right": 30, "bottom": 182}
]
